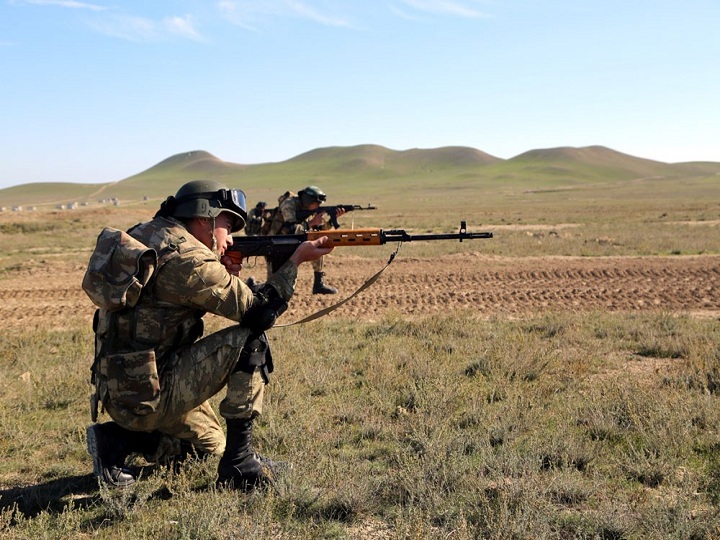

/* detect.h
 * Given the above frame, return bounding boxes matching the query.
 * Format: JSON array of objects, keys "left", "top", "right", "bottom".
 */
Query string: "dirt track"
[{"left": 1, "top": 253, "right": 718, "bottom": 331}]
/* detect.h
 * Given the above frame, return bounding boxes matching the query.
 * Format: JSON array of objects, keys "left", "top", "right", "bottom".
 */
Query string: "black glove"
[{"left": 241, "top": 283, "right": 288, "bottom": 332}]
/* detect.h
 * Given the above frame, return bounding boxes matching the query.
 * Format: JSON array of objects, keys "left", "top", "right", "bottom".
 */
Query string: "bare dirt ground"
[{"left": 1, "top": 253, "right": 718, "bottom": 331}]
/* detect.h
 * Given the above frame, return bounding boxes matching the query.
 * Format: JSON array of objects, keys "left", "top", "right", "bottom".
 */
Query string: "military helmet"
[
  {"left": 170, "top": 179, "right": 247, "bottom": 232},
  {"left": 298, "top": 185, "right": 327, "bottom": 206}
]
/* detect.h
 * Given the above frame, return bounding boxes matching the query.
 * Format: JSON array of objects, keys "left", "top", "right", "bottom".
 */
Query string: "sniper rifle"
[{"left": 227, "top": 221, "right": 492, "bottom": 272}]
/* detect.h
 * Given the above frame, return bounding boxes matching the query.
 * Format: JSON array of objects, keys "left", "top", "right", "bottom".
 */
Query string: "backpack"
[
  {"left": 82, "top": 227, "right": 157, "bottom": 312},
  {"left": 259, "top": 191, "right": 296, "bottom": 235}
]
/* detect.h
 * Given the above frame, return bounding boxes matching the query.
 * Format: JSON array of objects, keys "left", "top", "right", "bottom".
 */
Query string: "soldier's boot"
[
  {"left": 87, "top": 422, "right": 162, "bottom": 488},
  {"left": 216, "top": 418, "right": 283, "bottom": 491},
  {"left": 86, "top": 422, "right": 137, "bottom": 487},
  {"left": 312, "top": 271, "right": 337, "bottom": 295}
]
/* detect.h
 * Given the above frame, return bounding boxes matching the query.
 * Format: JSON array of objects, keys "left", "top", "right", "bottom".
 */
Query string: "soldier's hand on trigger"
[{"left": 220, "top": 254, "right": 243, "bottom": 276}]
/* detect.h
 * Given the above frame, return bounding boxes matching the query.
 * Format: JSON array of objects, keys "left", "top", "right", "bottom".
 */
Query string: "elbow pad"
[{"left": 241, "top": 283, "right": 288, "bottom": 332}]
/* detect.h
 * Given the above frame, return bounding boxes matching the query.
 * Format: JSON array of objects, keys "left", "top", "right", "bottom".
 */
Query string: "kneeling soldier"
[{"left": 83, "top": 179, "right": 333, "bottom": 489}]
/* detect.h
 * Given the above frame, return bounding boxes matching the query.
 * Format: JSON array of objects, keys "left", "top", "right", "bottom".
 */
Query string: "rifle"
[
  {"left": 227, "top": 221, "right": 492, "bottom": 272},
  {"left": 297, "top": 204, "right": 378, "bottom": 229}
]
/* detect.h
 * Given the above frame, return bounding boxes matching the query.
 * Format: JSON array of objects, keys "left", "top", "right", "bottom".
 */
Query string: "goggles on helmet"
[
  {"left": 215, "top": 189, "right": 246, "bottom": 215},
  {"left": 174, "top": 188, "right": 247, "bottom": 232}
]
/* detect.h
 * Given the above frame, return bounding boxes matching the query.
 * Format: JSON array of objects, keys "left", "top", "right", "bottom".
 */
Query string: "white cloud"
[
  {"left": 399, "top": 0, "right": 489, "bottom": 18},
  {"left": 216, "top": 0, "right": 262, "bottom": 31},
  {"left": 286, "top": 0, "right": 350, "bottom": 27},
  {"left": 389, "top": 4, "right": 423, "bottom": 21},
  {"left": 164, "top": 15, "right": 204, "bottom": 42},
  {"left": 217, "top": 0, "right": 350, "bottom": 29},
  {"left": 86, "top": 13, "right": 205, "bottom": 43},
  {"left": 12, "top": 0, "right": 205, "bottom": 42},
  {"left": 216, "top": 0, "right": 487, "bottom": 29},
  {"left": 15, "top": 0, "right": 108, "bottom": 11},
  {"left": 88, "top": 15, "right": 155, "bottom": 42}
]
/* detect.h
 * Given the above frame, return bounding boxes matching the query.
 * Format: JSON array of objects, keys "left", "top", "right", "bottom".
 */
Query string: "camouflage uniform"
[
  {"left": 266, "top": 194, "right": 332, "bottom": 274},
  {"left": 244, "top": 206, "right": 265, "bottom": 236},
  {"left": 91, "top": 216, "right": 297, "bottom": 459}
]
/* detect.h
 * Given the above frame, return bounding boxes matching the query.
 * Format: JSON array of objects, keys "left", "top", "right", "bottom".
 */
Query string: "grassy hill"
[
  {"left": 502, "top": 146, "right": 718, "bottom": 185},
  {"left": 1, "top": 144, "right": 719, "bottom": 210}
]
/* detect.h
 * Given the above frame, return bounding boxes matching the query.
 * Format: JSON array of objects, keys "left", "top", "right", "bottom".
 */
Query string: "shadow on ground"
[{"left": 0, "top": 474, "right": 99, "bottom": 518}]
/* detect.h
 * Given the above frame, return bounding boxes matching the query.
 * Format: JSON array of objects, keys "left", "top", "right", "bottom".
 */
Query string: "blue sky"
[{"left": 1, "top": 0, "right": 719, "bottom": 189}]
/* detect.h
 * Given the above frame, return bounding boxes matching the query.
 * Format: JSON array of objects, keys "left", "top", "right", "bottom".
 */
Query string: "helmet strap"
[{"left": 210, "top": 217, "right": 219, "bottom": 255}]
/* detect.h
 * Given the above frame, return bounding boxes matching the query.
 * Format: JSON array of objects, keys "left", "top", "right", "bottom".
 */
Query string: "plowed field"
[{"left": 1, "top": 253, "right": 718, "bottom": 330}]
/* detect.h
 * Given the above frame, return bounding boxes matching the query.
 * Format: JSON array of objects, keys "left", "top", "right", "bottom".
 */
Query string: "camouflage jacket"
[
  {"left": 244, "top": 207, "right": 265, "bottom": 236},
  {"left": 94, "top": 216, "right": 298, "bottom": 370},
  {"left": 266, "top": 195, "right": 332, "bottom": 235}
]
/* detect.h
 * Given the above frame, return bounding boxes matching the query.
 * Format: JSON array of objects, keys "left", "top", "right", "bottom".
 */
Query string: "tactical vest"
[{"left": 86, "top": 218, "right": 208, "bottom": 372}]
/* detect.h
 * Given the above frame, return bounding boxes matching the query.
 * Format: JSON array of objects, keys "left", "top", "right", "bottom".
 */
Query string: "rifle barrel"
[{"left": 382, "top": 230, "right": 493, "bottom": 242}]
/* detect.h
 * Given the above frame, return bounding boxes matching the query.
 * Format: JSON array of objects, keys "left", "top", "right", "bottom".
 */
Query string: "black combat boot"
[
  {"left": 312, "top": 271, "right": 337, "bottom": 295},
  {"left": 87, "top": 422, "right": 162, "bottom": 488},
  {"left": 86, "top": 422, "right": 137, "bottom": 487},
  {"left": 216, "top": 418, "right": 281, "bottom": 491}
]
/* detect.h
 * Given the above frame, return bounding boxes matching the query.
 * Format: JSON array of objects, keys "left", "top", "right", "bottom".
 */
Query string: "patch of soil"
[{"left": 0, "top": 254, "right": 718, "bottom": 331}]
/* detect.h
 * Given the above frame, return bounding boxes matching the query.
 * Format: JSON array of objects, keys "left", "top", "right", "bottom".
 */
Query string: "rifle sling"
[{"left": 273, "top": 243, "right": 402, "bottom": 327}]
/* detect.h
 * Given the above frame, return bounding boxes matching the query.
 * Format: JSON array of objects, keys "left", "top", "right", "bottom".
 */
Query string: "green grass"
[
  {"left": 1, "top": 312, "right": 719, "bottom": 538},
  {"left": 1, "top": 146, "right": 720, "bottom": 537}
]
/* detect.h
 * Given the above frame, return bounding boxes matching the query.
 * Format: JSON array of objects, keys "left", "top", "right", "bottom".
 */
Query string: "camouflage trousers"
[{"left": 98, "top": 324, "right": 266, "bottom": 459}]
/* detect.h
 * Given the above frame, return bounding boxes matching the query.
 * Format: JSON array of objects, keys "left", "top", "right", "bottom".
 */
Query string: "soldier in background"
[
  {"left": 244, "top": 201, "right": 267, "bottom": 236},
  {"left": 264, "top": 185, "right": 345, "bottom": 294},
  {"left": 82, "top": 179, "right": 333, "bottom": 490}
]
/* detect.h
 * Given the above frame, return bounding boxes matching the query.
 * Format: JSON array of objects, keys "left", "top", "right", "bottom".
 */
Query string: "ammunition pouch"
[
  {"left": 96, "top": 348, "right": 161, "bottom": 416},
  {"left": 82, "top": 227, "right": 157, "bottom": 312}
]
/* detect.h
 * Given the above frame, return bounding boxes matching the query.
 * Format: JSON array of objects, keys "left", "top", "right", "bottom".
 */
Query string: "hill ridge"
[{"left": 2, "top": 144, "right": 720, "bottom": 207}]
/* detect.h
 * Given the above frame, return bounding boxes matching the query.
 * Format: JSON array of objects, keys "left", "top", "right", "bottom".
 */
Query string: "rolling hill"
[
  {"left": 1, "top": 144, "right": 719, "bottom": 208},
  {"left": 505, "top": 146, "right": 720, "bottom": 183}
]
